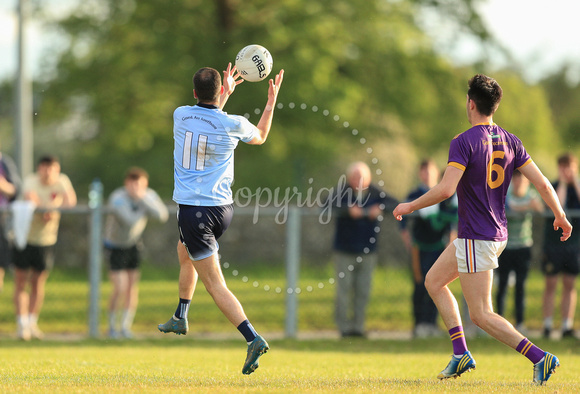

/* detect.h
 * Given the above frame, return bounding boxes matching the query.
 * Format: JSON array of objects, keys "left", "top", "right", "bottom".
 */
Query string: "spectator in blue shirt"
[{"left": 327, "top": 161, "right": 397, "bottom": 338}]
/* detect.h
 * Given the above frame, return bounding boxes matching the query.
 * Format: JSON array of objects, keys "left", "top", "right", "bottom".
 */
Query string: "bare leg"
[
  {"left": 459, "top": 270, "right": 524, "bottom": 349},
  {"left": 425, "top": 243, "right": 462, "bottom": 330},
  {"left": 177, "top": 241, "right": 198, "bottom": 299},
  {"left": 542, "top": 275, "right": 558, "bottom": 324},
  {"left": 124, "top": 269, "right": 141, "bottom": 311},
  {"left": 561, "top": 274, "right": 577, "bottom": 323},
  {"left": 28, "top": 270, "right": 49, "bottom": 316},
  {"left": 120, "top": 269, "right": 140, "bottom": 335},
  {"left": 108, "top": 270, "right": 126, "bottom": 315},
  {"left": 192, "top": 252, "right": 248, "bottom": 327},
  {"left": 13, "top": 268, "right": 30, "bottom": 317}
]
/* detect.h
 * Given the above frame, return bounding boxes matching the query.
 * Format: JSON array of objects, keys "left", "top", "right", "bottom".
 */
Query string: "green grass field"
[
  {"left": 0, "top": 264, "right": 571, "bottom": 336},
  {"left": 0, "top": 336, "right": 579, "bottom": 392},
  {"left": 0, "top": 264, "right": 578, "bottom": 391}
]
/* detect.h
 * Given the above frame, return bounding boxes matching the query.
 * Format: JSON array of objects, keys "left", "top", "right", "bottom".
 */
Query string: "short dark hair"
[
  {"left": 557, "top": 152, "right": 578, "bottom": 167},
  {"left": 37, "top": 155, "right": 59, "bottom": 166},
  {"left": 467, "top": 74, "right": 503, "bottom": 116},
  {"left": 192, "top": 67, "right": 221, "bottom": 102},
  {"left": 125, "top": 166, "right": 149, "bottom": 181}
]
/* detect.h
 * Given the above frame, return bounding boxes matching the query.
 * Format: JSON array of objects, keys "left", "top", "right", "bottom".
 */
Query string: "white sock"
[
  {"left": 121, "top": 309, "right": 136, "bottom": 331},
  {"left": 562, "top": 318, "right": 573, "bottom": 330},
  {"left": 17, "top": 315, "right": 29, "bottom": 328},
  {"left": 28, "top": 314, "right": 38, "bottom": 327},
  {"left": 543, "top": 317, "right": 553, "bottom": 329}
]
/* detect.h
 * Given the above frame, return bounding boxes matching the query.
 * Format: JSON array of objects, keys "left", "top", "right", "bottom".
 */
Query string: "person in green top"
[
  {"left": 496, "top": 170, "right": 544, "bottom": 333},
  {"left": 399, "top": 159, "right": 458, "bottom": 338}
]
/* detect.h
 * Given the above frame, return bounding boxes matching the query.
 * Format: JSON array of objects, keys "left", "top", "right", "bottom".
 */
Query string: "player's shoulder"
[
  {"left": 493, "top": 125, "right": 526, "bottom": 149},
  {"left": 451, "top": 127, "right": 474, "bottom": 141},
  {"left": 221, "top": 112, "right": 252, "bottom": 129},
  {"left": 173, "top": 105, "right": 195, "bottom": 117},
  {"left": 452, "top": 125, "right": 480, "bottom": 140}
]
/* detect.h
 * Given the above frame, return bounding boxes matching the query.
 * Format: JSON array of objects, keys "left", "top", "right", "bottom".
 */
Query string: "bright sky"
[
  {"left": 475, "top": 0, "right": 580, "bottom": 83},
  {"left": 0, "top": 0, "right": 579, "bottom": 83}
]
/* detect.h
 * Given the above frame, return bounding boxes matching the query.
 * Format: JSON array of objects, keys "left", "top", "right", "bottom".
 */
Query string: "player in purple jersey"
[{"left": 393, "top": 74, "right": 572, "bottom": 385}]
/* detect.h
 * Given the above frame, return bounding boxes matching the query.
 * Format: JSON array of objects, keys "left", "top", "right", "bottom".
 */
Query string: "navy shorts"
[
  {"left": 106, "top": 245, "right": 140, "bottom": 271},
  {"left": 178, "top": 204, "right": 234, "bottom": 261},
  {"left": 13, "top": 244, "right": 55, "bottom": 272},
  {"left": 542, "top": 244, "right": 580, "bottom": 276}
]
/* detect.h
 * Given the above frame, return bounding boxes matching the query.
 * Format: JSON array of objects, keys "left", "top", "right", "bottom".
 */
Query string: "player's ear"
[{"left": 193, "top": 89, "right": 198, "bottom": 99}]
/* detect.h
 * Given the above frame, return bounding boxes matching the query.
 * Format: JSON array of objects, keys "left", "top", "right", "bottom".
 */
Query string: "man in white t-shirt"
[
  {"left": 13, "top": 156, "right": 77, "bottom": 340},
  {"left": 158, "top": 63, "right": 283, "bottom": 375}
]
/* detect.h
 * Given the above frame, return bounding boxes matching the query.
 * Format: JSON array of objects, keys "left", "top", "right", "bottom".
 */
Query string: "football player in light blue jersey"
[
  {"left": 394, "top": 74, "right": 571, "bottom": 385},
  {"left": 159, "top": 63, "right": 284, "bottom": 375}
]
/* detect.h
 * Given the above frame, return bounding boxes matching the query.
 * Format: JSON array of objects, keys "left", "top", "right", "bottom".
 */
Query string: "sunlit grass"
[
  {"left": 0, "top": 337, "right": 578, "bottom": 392},
  {"left": 0, "top": 265, "right": 567, "bottom": 336}
]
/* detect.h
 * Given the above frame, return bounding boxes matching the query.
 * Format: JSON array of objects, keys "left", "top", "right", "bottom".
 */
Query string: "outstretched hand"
[
  {"left": 222, "top": 62, "right": 244, "bottom": 96},
  {"left": 267, "top": 69, "right": 284, "bottom": 104}
]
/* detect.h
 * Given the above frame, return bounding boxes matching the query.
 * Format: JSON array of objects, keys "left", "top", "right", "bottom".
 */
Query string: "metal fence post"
[
  {"left": 285, "top": 206, "right": 301, "bottom": 338},
  {"left": 88, "top": 179, "right": 103, "bottom": 338}
]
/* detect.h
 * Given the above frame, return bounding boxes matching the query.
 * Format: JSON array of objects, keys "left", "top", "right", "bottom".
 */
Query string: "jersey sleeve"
[
  {"left": 447, "top": 134, "right": 468, "bottom": 171},
  {"left": 226, "top": 114, "right": 258, "bottom": 143},
  {"left": 513, "top": 136, "right": 532, "bottom": 169}
]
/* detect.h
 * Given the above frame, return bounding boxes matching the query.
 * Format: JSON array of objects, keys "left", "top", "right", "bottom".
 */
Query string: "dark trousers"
[
  {"left": 496, "top": 247, "right": 531, "bottom": 325},
  {"left": 413, "top": 249, "right": 440, "bottom": 326}
]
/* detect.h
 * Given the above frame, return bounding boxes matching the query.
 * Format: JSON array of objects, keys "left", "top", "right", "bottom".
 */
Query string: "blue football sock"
[
  {"left": 174, "top": 298, "right": 191, "bottom": 320},
  {"left": 237, "top": 319, "right": 258, "bottom": 344}
]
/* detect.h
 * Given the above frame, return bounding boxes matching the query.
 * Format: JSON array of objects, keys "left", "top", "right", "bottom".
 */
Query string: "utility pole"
[{"left": 15, "top": 0, "right": 33, "bottom": 180}]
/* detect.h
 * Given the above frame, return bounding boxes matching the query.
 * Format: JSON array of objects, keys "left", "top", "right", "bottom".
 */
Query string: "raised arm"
[
  {"left": 393, "top": 165, "right": 463, "bottom": 221},
  {"left": 218, "top": 63, "right": 244, "bottom": 110},
  {"left": 519, "top": 161, "right": 572, "bottom": 241},
  {"left": 246, "top": 69, "right": 284, "bottom": 145}
]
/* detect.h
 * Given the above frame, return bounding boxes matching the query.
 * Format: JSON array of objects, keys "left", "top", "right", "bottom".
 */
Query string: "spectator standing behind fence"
[
  {"left": 0, "top": 150, "right": 21, "bottom": 292},
  {"left": 13, "top": 156, "right": 77, "bottom": 340},
  {"left": 496, "top": 170, "right": 544, "bottom": 334},
  {"left": 327, "top": 161, "right": 397, "bottom": 338},
  {"left": 542, "top": 153, "right": 580, "bottom": 339},
  {"left": 104, "top": 167, "right": 168, "bottom": 339},
  {"left": 400, "top": 159, "right": 457, "bottom": 338}
]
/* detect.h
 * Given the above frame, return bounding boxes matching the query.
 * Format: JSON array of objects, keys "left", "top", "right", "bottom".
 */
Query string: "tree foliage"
[
  {"left": 12, "top": 0, "right": 569, "bottom": 199},
  {"left": 542, "top": 67, "right": 580, "bottom": 149}
]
